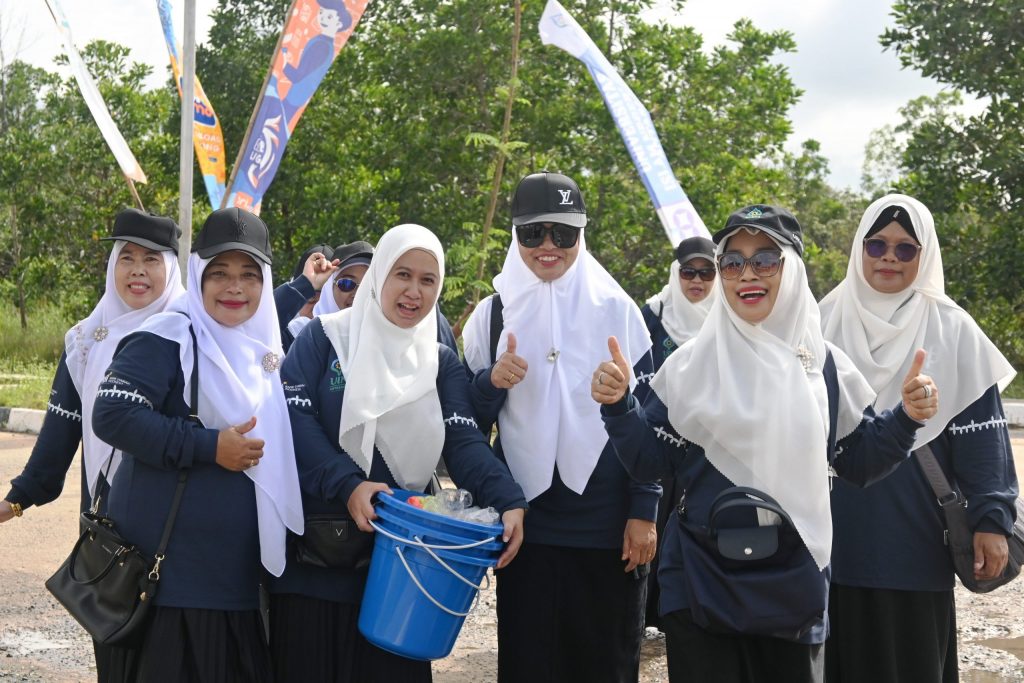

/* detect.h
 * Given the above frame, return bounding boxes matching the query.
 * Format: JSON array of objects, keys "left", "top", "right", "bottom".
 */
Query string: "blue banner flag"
[{"left": 539, "top": 0, "right": 709, "bottom": 244}]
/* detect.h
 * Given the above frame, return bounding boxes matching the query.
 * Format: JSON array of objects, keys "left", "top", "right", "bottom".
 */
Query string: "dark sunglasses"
[
  {"left": 516, "top": 223, "right": 581, "bottom": 249},
  {"left": 679, "top": 266, "right": 716, "bottom": 282},
  {"left": 863, "top": 238, "right": 921, "bottom": 263},
  {"left": 717, "top": 251, "right": 784, "bottom": 280},
  {"left": 335, "top": 277, "right": 360, "bottom": 293}
]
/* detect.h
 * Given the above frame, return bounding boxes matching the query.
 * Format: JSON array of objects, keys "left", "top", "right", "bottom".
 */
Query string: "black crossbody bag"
[
  {"left": 45, "top": 328, "right": 198, "bottom": 645},
  {"left": 914, "top": 443, "right": 1023, "bottom": 593}
]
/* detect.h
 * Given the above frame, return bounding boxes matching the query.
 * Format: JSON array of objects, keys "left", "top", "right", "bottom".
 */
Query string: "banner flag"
[
  {"left": 43, "top": 0, "right": 147, "bottom": 183},
  {"left": 157, "top": 0, "right": 227, "bottom": 210},
  {"left": 539, "top": 0, "right": 709, "bottom": 244},
  {"left": 223, "top": 0, "right": 371, "bottom": 214}
]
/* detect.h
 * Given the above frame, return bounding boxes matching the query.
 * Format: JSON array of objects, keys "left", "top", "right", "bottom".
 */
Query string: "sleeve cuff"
[
  {"left": 894, "top": 403, "right": 924, "bottom": 434},
  {"left": 4, "top": 488, "right": 32, "bottom": 510},
  {"left": 600, "top": 390, "right": 634, "bottom": 418},
  {"left": 473, "top": 365, "right": 507, "bottom": 399},
  {"left": 192, "top": 427, "right": 221, "bottom": 465},
  {"left": 627, "top": 488, "right": 661, "bottom": 522},
  {"left": 975, "top": 516, "right": 1011, "bottom": 536},
  {"left": 294, "top": 275, "right": 318, "bottom": 296}
]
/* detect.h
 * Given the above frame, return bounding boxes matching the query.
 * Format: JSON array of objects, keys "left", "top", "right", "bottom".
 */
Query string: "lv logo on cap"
[{"left": 558, "top": 190, "right": 573, "bottom": 206}]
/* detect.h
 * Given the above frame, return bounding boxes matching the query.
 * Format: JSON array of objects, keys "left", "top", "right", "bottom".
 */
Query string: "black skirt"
[
  {"left": 825, "top": 584, "right": 957, "bottom": 683},
  {"left": 103, "top": 606, "right": 272, "bottom": 683},
  {"left": 496, "top": 542, "right": 647, "bottom": 683},
  {"left": 270, "top": 592, "right": 432, "bottom": 683},
  {"left": 663, "top": 608, "right": 823, "bottom": 683}
]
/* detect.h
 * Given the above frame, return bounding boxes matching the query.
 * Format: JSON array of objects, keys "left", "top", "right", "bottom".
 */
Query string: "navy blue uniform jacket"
[
  {"left": 270, "top": 320, "right": 527, "bottom": 604},
  {"left": 601, "top": 371, "right": 922, "bottom": 644}
]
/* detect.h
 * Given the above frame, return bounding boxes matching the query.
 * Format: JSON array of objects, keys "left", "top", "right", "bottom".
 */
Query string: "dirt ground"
[{"left": 1, "top": 430, "right": 1023, "bottom": 682}]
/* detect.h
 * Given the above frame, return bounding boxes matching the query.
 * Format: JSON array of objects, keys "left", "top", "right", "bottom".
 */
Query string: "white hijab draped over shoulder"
[
  {"left": 651, "top": 230, "right": 874, "bottom": 570},
  {"left": 645, "top": 260, "right": 713, "bottom": 345},
  {"left": 819, "top": 194, "right": 1016, "bottom": 447},
  {"left": 320, "top": 224, "right": 445, "bottom": 492},
  {"left": 65, "top": 241, "right": 185, "bottom": 499},
  {"left": 139, "top": 253, "right": 303, "bottom": 577},
  {"left": 463, "top": 228, "right": 652, "bottom": 502}
]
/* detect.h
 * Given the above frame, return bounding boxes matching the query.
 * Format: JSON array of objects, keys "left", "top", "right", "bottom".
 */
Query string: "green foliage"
[
  {"left": 0, "top": 357, "right": 56, "bottom": 411},
  {"left": 0, "top": 301, "right": 73, "bottom": 363}
]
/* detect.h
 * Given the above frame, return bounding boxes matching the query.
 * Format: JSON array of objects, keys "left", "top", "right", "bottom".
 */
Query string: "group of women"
[{"left": 0, "top": 176, "right": 1017, "bottom": 683}]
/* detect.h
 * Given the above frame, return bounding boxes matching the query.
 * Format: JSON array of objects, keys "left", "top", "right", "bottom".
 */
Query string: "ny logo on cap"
[
  {"left": 558, "top": 190, "right": 573, "bottom": 206},
  {"left": 745, "top": 207, "right": 764, "bottom": 219}
]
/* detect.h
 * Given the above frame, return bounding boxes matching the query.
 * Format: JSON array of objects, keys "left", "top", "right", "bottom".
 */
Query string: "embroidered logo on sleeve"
[
  {"left": 636, "top": 371, "right": 655, "bottom": 385},
  {"left": 948, "top": 417, "right": 1008, "bottom": 435},
  {"left": 96, "top": 387, "right": 154, "bottom": 410},
  {"left": 47, "top": 402, "right": 82, "bottom": 422},
  {"left": 286, "top": 396, "right": 312, "bottom": 407},
  {"left": 444, "top": 412, "right": 478, "bottom": 429}
]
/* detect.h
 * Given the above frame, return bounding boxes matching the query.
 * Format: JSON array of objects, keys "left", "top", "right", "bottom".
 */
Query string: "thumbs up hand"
[
  {"left": 490, "top": 333, "right": 529, "bottom": 390},
  {"left": 901, "top": 349, "right": 938, "bottom": 422},
  {"left": 591, "top": 336, "right": 631, "bottom": 405}
]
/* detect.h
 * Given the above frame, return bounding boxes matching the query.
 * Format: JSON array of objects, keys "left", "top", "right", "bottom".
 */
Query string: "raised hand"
[
  {"left": 215, "top": 416, "right": 265, "bottom": 472},
  {"left": 901, "top": 349, "right": 938, "bottom": 422},
  {"left": 347, "top": 481, "right": 393, "bottom": 533},
  {"left": 302, "top": 252, "right": 340, "bottom": 291},
  {"left": 591, "top": 336, "right": 631, "bottom": 405},
  {"left": 490, "top": 333, "right": 529, "bottom": 390}
]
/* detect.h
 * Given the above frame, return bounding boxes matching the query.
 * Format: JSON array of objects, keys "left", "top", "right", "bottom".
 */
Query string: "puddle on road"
[
  {"left": 963, "top": 635, "right": 1024, "bottom": 682},
  {"left": 962, "top": 672, "right": 1021, "bottom": 683},
  {"left": 0, "top": 629, "right": 73, "bottom": 655}
]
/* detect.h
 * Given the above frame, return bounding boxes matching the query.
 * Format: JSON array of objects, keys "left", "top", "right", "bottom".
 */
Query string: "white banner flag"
[{"left": 43, "top": 0, "right": 147, "bottom": 183}]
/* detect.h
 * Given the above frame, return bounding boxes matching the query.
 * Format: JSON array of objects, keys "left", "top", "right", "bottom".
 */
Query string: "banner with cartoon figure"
[
  {"left": 224, "top": 0, "right": 371, "bottom": 213},
  {"left": 156, "top": 0, "right": 227, "bottom": 210},
  {"left": 539, "top": 0, "right": 709, "bottom": 243},
  {"left": 43, "top": 0, "right": 147, "bottom": 184}
]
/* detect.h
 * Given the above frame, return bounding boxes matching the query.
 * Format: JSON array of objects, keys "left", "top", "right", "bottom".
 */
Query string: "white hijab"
[
  {"left": 820, "top": 194, "right": 1016, "bottom": 447},
  {"left": 645, "top": 260, "right": 713, "bottom": 345},
  {"left": 652, "top": 230, "right": 874, "bottom": 570},
  {"left": 139, "top": 252, "right": 303, "bottom": 577},
  {"left": 321, "top": 224, "right": 445, "bottom": 491},
  {"left": 65, "top": 241, "right": 184, "bottom": 499},
  {"left": 463, "top": 228, "right": 652, "bottom": 501}
]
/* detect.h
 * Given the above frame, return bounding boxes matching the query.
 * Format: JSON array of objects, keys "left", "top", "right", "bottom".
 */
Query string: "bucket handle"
[
  {"left": 369, "top": 520, "right": 493, "bottom": 618},
  {"left": 368, "top": 519, "right": 500, "bottom": 551}
]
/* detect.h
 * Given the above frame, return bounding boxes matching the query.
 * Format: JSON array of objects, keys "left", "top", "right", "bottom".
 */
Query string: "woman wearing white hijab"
[
  {"left": 270, "top": 223, "right": 526, "bottom": 683},
  {"left": 639, "top": 234, "right": 717, "bottom": 630},
  {"left": 820, "top": 194, "right": 1018, "bottom": 683},
  {"left": 593, "top": 205, "right": 938, "bottom": 683},
  {"left": 1, "top": 209, "right": 183, "bottom": 682},
  {"left": 92, "top": 208, "right": 303, "bottom": 682},
  {"left": 275, "top": 242, "right": 338, "bottom": 353},
  {"left": 463, "top": 172, "right": 658, "bottom": 683}
]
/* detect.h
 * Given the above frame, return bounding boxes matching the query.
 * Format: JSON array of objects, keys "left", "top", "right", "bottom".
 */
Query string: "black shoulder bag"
[
  {"left": 914, "top": 443, "right": 1023, "bottom": 593},
  {"left": 45, "top": 328, "right": 198, "bottom": 645}
]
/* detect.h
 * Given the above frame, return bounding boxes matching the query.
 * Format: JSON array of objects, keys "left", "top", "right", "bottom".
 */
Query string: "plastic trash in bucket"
[
  {"left": 358, "top": 491, "right": 503, "bottom": 660},
  {"left": 377, "top": 489, "right": 503, "bottom": 543},
  {"left": 375, "top": 506, "right": 504, "bottom": 559}
]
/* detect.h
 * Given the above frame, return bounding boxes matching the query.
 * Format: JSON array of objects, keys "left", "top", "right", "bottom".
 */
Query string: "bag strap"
[
  {"left": 488, "top": 294, "right": 504, "bottom": 365},
  {"left": 149, "top": 325, "right": 199, "bottom": 581},
  {"left": 913, "top": 443, "right": 962, "bottom": 507},
  {"left": 823, "top": 349, "right": 839, "bottom": 463}
]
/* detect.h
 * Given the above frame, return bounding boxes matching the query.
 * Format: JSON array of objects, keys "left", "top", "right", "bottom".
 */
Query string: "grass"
[
  {"left": 0, "top": 302, "right": 71, "bottom": 410},
  {"left": 1004, "top": 374, "right": 1024, "bottom": 400}
]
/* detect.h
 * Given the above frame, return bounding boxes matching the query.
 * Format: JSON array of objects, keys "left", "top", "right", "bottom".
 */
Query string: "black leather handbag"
[
  {"left": 675, "top": 486, "right": 828, "bottom": 640},
  {"left": 45, "top": 328, "right": 197, "bottom": 645},
  {"left": 293, "top": 514, "right": 375, "bottom": 570},
  {"left": 915, "top": 443, "right": 1023, "bottom": 593}
]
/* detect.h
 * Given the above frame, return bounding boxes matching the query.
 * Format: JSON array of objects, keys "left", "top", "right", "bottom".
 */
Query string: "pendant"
[
  {"left": 262, "top": 352, "right": 281, "bottom": 373},
  {"left": 92, "top": 326, "right": 109, "bottom": 341},
  {"left": 796, "top": 345, "right": 814, "bottom": 373},
  {"left": 547, "top": 348, "right": 560, "bottom": 363}
]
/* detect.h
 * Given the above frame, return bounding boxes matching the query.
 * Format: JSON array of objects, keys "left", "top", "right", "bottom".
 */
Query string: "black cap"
[
  {"left": 674, "top": 236, "right": 716, "bottom": 266},
  {"left": 101, "top": 208, "right": 181, "bottom": 254},
  {"left": 193, "top": 207, "right": 272, "bottom": 265},
  {"left": 332, "top": 240, "right": 374, "bottom": 271},
  {"left": 511, "top": 171, "right": 587, "bottom": 228},
  {"left": 865, "top": 205, "right": 919, "bottom": 243},
  {"left": 714, "top": 205, "right": 804, "bottom": 256},
  {"left": 291, "top": 243, "right": 333, "bottom": 280}
]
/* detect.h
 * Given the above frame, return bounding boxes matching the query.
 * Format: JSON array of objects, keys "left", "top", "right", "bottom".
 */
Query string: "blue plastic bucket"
[
  {"left": 358, "top": 491, "right": 502, "bottom": 660},
  {"left": 377, "top": 489, "right": 504, "bottom": 543},
  {"left": 375, "top": 506, "right": 504, "bottom": 559}
]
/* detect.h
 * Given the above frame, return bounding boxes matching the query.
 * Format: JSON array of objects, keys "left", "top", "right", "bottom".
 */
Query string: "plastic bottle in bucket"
[{"left": 358, "top": 490, "right": 503, "bottom": 660}]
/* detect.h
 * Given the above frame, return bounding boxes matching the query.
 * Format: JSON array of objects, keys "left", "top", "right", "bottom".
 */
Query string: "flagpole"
[
  {"left": 124, "top": 174, "right": 145, "bottom": 211},
  {"left": 177, "top": 0, "right": 197, "bottom": 283}
]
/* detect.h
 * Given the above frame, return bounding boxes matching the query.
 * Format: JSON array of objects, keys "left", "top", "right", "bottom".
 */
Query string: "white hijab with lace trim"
[
  {"left": 320, "top": 224, "right": 445, "bottom": 491},
  {"left": 652, "top": 230, "right": 874, "bottom": 570},
  {"left": 65, "top": 241, "right": 184, "bottom": 499},
  {"left": 819, "top": 194, "right": 1016, "bottom": 447}
]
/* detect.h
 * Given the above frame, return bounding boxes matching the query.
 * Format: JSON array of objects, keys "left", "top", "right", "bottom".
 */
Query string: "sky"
[{"left": 4, "top": 0, "right": 975, "bottom": 192}]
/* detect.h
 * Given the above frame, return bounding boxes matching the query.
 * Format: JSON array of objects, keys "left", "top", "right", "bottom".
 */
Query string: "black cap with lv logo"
[{"left": 511, "top": 171, "right": 588, "bottom": 228}]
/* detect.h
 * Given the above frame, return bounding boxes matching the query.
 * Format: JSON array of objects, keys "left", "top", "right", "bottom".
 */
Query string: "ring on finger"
[
  {"left": 923, "top": 384, "right": 933, "bottom": 399},
  {"left": 598, "top": 372, "right": 605, "bottom": 386},
  {"left": 508, "top": 372, "right": 515, "bottom": 384}
]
